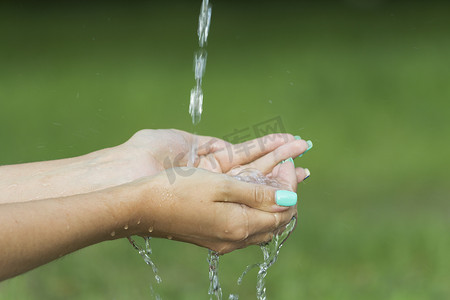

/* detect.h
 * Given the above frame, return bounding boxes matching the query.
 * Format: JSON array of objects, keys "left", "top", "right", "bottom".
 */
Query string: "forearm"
[
  {"left": 0, "top": 146, "right": 138, "bottom": 204},
  {"left": 0, "top": 181, "right": 143, "bottom": 281},
  {"left": 0, "top": 165, "right": 300, "bottom": 280}
]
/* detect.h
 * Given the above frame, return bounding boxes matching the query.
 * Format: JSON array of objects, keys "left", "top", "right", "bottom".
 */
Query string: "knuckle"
[
  {"left": 134, "top": 129, "right": 153, "bottom": 139},
  {"left": 253, "top": 186, "right": 271, "bottom": 207},
  {"left": 220, "top": 207, "right": 250, "bottom": 242},
  {"left": 219, "top": 222, "right": 248, "bottom": 242},
  {"left": 230, "top": 226, "right": 249, "bottom": 242},
  {"left": 269, "top": 150, "right": 281, "bottom": 164}
]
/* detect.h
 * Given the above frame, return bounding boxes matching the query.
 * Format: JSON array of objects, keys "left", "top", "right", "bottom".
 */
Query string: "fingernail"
[
  {"left": 304, "top": 168, "right": 311, "bottom": 181},
  {"left": 294, "top": 135, "right": 301, "bottom": 140},
  {"left": 276, "top": 190, "right": 297, "bottom": 207},
  {"left": 281, "top": 157, "right": 294, "bottom": 164},
  {"left": 299, "top": 140, "right": 313, "bottom": 157}
]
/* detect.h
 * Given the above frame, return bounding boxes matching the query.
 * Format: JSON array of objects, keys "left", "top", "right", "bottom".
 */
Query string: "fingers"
[
  {"left": 195, "top": 135, "right": 231, "bottom": 157},
  {"left": 272, "top": 162, "right": 311, "bottom": 190},
  {"left": 216, "top": 204, "right": 297, "bottom": 254},
  {"left": 270, "top": 159, "right": 298, "bottom": 192},
  {"left": 246, "top": 139, "right": 309, "bottom": 174},
  {"left": 220, "top": 176, "right": 297, "bottom": 213},
  {"left": 244, "top": 206, "right": 296, "bottom": 237},
  {"left": 201, "top": 133, "right": 297, "bottom": 172}
]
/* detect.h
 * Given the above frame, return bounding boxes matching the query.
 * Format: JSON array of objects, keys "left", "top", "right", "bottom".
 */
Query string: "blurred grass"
[{"left": 0, "top": 1, "right": 449, "bottom": 299}]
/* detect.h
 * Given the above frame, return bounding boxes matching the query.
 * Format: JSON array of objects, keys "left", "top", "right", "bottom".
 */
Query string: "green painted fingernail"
[
  {"left": 281, "top": 157, "right": 294, "bottom": 164},
  {"left": 276, "top": 190, "right": 297, "bottom": 207},
  {"left": 294, "top": 135, "right": 301, "bottom": 140},
  {"left": 299, "top": 140, "right": 313, "bottom": 157}
]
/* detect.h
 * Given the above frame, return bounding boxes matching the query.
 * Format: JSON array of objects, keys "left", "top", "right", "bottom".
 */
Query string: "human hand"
[
  {"left": 113, "top": 129, "right": 310, "bottom": 184},
  {"left": 128, "top": 167, "right": 298, "bottom": 254},
  {"left": 0, "top": 128, "right": 311, "bottom": 204}
]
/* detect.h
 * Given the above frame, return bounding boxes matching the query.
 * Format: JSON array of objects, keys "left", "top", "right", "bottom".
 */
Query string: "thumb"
[{"left": 221, "top": 177, "right": 297, "bottom": 213}]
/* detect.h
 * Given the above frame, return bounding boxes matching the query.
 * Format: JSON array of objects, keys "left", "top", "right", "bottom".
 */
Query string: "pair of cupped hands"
[{"left": 107, "top": 129, "right": 310, "bottom": 254}]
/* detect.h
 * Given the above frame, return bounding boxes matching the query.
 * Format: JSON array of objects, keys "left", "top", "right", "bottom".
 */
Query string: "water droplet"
[
  {"left": 155, "top": 275, "right": 162, "bottom": 284},
  {"left": 124, "top": 225, "right": 129, "bottom": 230},
  {"left": 137, "top": 220, "right": 141, "bottom": 225},
  {"left": 110, "top": 231, "right": 116, "bottom": 237},
  {"left": 148, "top": 227, "right": 154, "bottom": 233}
]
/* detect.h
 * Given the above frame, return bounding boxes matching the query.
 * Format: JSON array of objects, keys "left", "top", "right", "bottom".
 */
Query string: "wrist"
[
  {"left": 58, "top": 146, "right": 142, "bottom": 196},
  {"left": 106, "top": 175, "right": 162, "bottom": 239},
  {"left": 94, "top": 180, "right": 146, "bottom": 240}
]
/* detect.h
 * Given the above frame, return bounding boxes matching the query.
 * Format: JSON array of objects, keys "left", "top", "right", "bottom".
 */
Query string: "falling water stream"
[
  {"left": 127, "top": 236, "right": 162, "bottom": 299},
  {"left": 207, "top": 206, "right": 297, "bottom": 300},
  {"left": 188, "top": 0, "right": 211, "bottom": 166},
  {"left": 236, "top": 217, "right": 297, "bottom": 300},
  {"left": 205, "top": 168, "right": 298, "bottom": 300},
  {"left": 126, "top": 1, "right": 212, "bottom": 298},
  {"left": 128, "top": 1, "right": 297, "bottom": 299}
]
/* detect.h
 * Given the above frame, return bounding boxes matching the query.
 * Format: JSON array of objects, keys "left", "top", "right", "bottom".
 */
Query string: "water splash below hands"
[
  {"left": 128, "top": 237, "right": 162, "bottom": 299},
  {"left": 237, "top": 217, "right": 297, "bottom": 300},
  {"left": 207, "top": 168, "right": 297, "bottom": 300},
  {"left": 208, "top": 250, "right": 223, "bottom": 300}
]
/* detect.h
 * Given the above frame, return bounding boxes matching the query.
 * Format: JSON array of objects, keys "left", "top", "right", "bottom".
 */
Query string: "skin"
[{"left": 0, "top": 129, "right": 310, "bottom": 281}]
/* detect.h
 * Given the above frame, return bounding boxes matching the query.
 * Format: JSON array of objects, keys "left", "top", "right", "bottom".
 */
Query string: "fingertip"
[
  {"left": 288, "top": 139, "right": 309, "bottom": 159},
  {"left": 295, "top": 167, "right": 310, "bottom": 183},
  {"left": 281, "top": 157, "right": 294, "bottom": 164}
]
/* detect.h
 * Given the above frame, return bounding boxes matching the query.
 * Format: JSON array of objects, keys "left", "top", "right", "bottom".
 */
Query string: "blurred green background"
[{"left": 1, "top": 0, "right": 449, "bottom": 299}]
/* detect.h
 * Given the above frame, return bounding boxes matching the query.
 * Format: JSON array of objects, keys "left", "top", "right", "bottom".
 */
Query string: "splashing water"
[
  {"left": 231, "top": 168, "right": 282, "bottom": 188},
  {"left": 207, "top": 168, "right": 297, "bottom": 300},
  {"left": 129, "top": 2, "right": 213, "bottom": 298},
  {"left": 237, "top": 217, "right": 297, "bottom": 300},
  {"left": 128, "top": 237, "right": 162, "bottom": 299},
  {"left": 131, "top": 1, "right": 296, "bottom": 298},
  {"left": 208, "top": 250, "right": 223, "bottom": 300}
]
